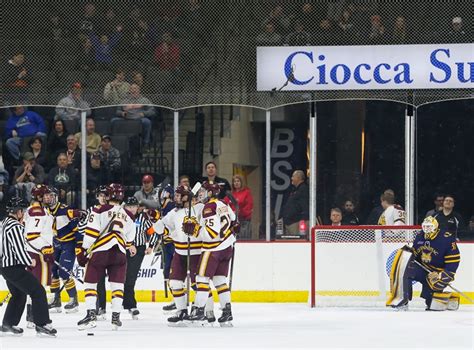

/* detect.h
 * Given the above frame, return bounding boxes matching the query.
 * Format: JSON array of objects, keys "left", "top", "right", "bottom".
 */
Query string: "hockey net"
[{"left": 310, "top": 225, "right": 421, "bottom": 308}]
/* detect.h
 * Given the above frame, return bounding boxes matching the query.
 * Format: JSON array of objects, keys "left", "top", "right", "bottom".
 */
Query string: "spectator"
[
  {"left": 256, "top": 22, "right": 282, "bottom": 46},
  {"left": 74, "top": 118, "right": 101, "bottom": 154},
  {"left": 131, "top": 71, "right": 148, "bottom": 95},
  {"left": 5, "top": 106, "right": 47, "bottom": 161},
  {"left": 458, "top": 215, "right": 474, "bottom": 241},
  {"left": 368, "top": 15, "right": 385, "bottom": 44},
  {"left": 281, "top": 170, "right": 309, "bottom": 236},
  {"left": 154, "top": 32, "right": 180, "bottom": 71},
  {"left": 47, "top": 119, "right": 69, "bottom": 167},
  {"left": 65, "top": 134, "right": 81, "bottom": 172},
  {"left": 317, "top": 19, "right": 336, "bottom": 45},
  {"left": 134, "top": 174, "right": 160, "bottom": 209},
  {"left": 425, "top": 193, "right": 444, "bottom": 218},
  {"left": 47, "top": 153, "right": 78, "bottom": 205},
  {"left": 179, "top": 174, "right": 191, "bottom": 188},
  {"left": 337, "top": 10, "right": 358, "bottom": 44},
  {"left": 99, "top": 8, "right": 120, "bottom": 36},
  {"left": 28, "top": 136, "right": 47, "bottom": 169},
  {"left": 77, "top": 2, "right": 97, "bottom": 35},
  {"left": 12, "top": 152, "right": 45, "bottom": 202},
  {"left": 47, "top": 14, "right": 69, "bottom": 41},
  {"left": 2, "top": 52, "right": 28, "bottom": 93},
  {"left": 366, "top": 189, "right": 394, "bottom": 224},
  {"left": 124, "top": 18, "right": 154, "bottom": 61},
  {"left": 433, "top": 195, "right": 465, "bottom": 238},
  {"left": 224, "top": 175, "right": 254, "bottom": 239},
  {"left": 378, "top": 192, "right": 405, "bottom": 226},
  {"left": 263, "top": 5, "right": 290, "bottom": 36},
  {"left": 285, "top": 21, "right": 311, "bottom": 46},
  {"left": 447, "top": 17, "right": 467, "bottom": 43},
  {"left": 98, "top": 135, "right": 121, "bottom": 183},
  {"left": 89, "top": 25, "right": 123, "bottom": 70},
  {"left": 330, "top": 208, "right": 343, "bottom": 226},
  {"left": 87, "top": 151, "right": 104, "bottom": 198},
  {"left": 342, "top": 199, "right": 360, "bottom": 225},
  {"left": 114, "top": 84, "right": 155, "bottom": 147},
  {"left": 55, "top": 82, "right": 92, "bottom": 121},
  {"left": 298, "top": 3, "right": 321, "bottom": 35},
  {"left": 202, "top": 161, "right": 231, "bottom": 200},
  {"left": 391, "top": 16, "right": 408, "bottom": 44},
  {"left": 75, "top": 37, "right": 95, "bottom": 73},
  {"left": 0, "top": 152, "right": 9, "bottom": 201},
  {"left": 103, "top": 68, "right": 131, "bottom": 105}
]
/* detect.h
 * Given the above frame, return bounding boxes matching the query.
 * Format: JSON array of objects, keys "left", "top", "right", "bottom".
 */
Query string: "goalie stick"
[{"left": 413, "top": 260, "right": 474, "bottom": 303}]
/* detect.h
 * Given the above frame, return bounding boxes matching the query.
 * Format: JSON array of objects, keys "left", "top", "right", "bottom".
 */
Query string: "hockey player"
[
  {"left": 387, "top": 216, "right": 461, "bottom": 311},
  {"left": 77, "top": 185, "right": 109, "bottom": 320},
  {"left": 1, "top": 197, "right": 58, "bottom": 337},
  {"left": 186, "top": 181, "right": 239, "bottom": 327},
  {"left": 378, "top": 192, "right": 405, "bottom": 226},
  {"left": 47, "top": 186, "right": 85, "bottom": 313},
  {"left": 148, "top": 185, "right": 205, "bottom": 326},
  {"left": 76, "top": 183, "right": 136, "bottom": 330},
  {"left": 23, "top": 184, "right": 55, "bottom": 328}
]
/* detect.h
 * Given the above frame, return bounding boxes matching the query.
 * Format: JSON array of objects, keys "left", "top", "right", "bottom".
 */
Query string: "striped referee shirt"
[
  {"left": 134, "top": 211, "right": 158, "bottom": 247},
  {"left": 1, "top": 216, "right": 32, "bottom": 268}
]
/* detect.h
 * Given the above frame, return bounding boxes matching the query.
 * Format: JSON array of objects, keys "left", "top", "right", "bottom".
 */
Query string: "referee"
[
  {"left": 0, "top": 197, "right": 57, "bottom": 337},
  {"left": 122, "top": 197, "right": 158, "bottom": 318}
]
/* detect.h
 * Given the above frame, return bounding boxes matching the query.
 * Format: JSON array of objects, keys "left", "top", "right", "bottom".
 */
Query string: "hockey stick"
[
  {"left": 225, "top": 190, "right": 239, "bottom": 292},
  {"left": 186, "top": 182, "right": 202, "bottom": 307},
  {"left": 413, "top": 260, "right": 474, "bottom": 303}
]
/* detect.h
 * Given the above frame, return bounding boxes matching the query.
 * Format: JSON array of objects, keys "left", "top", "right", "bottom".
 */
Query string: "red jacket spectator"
[
  {"left": 224, "top": 175, "right": 253, "bottom": 221},
  {"left": 154, "top": 32, "right": 180, "bottom": 70}
]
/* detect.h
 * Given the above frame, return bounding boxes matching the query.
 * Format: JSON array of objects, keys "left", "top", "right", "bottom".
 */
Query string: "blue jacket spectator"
[
  {"left": 5, "top": 106, "right": 47, "bottom": 161},
  {"left": 89, "top": 26, "right": 122, "bottom": 65}
]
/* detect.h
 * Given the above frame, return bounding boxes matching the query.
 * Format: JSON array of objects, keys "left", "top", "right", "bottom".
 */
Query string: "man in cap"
[{"left": 133, "top": 174, "right": 160, "bottom": 209}]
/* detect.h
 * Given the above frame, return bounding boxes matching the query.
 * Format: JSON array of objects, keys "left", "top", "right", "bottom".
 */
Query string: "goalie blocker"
[{"left": 387, "top": 217, "right": 461, "bottom": 311}]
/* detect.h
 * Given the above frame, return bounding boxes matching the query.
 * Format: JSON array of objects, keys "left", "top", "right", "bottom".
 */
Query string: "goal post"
[{"left": 310, "top": 225, "right": 421, "bottom": 308}]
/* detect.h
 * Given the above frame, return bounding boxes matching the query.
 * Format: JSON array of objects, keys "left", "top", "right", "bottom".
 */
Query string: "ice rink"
[{"left": 0, "top": 303, "right": 472, "bottom": 350}]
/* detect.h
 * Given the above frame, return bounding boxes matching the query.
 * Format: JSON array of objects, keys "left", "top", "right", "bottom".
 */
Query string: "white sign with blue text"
[{"left": 256, "top": 44, "right": 474, "bottom": 91}]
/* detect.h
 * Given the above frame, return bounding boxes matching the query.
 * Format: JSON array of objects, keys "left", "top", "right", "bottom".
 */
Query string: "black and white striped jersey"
[
  {"left": 134, "top": 211, "right": 156, "bottom": 247},
  {"left": 0, "top": 216, "right": 32, "bottom": 268}
]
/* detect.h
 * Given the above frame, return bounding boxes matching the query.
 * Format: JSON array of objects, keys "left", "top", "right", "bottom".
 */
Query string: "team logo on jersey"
[{"left": 417, "top": 243, "right": 438, "bottom": 263}]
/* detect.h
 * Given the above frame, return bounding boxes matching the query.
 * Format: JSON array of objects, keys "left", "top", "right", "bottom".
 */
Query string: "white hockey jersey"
[
  {"left": 378, "top": 205, "right": 406, "bottom": 226},
  {"left": 151, "top": 203, "right": 204, "bottom": 256},
  {"left": 200, "top": 199, "right": 236, "bottom": 252},
  {"left": 83, "top": 204, "right": 136, "bottom": 254},
  {"left": 24, "top": 202, "right": 54, "bottom": 253}
]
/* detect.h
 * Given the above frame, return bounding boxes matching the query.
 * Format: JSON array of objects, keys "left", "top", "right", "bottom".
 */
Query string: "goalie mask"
[
  {"left": 174, "top": 185, "right": 191, "bottom": 208},
  {"left": 422, "top": 216, "right": 440, "bottom": 240}
]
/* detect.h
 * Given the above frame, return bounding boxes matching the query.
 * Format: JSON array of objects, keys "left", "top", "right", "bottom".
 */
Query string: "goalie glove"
[
  {"left": 182, "top": 216, "right": 201, "bottom": 237},
  {"left": 427, "top": 270, "right": 454, "bottom": 291}
]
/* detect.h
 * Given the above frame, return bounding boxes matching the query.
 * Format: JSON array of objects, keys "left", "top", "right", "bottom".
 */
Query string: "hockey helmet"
[
  {"left": 95, "top": 185, "right": 108, "bottom": 196},
  {"left": 6, "top": 196, "right": 28, "bottom": 213},
  {"left": 422, "top": 216, "right": 440, "bottom": 240},
  {"left": 200, "top": 181, "right": 220, "bottom": 202},
  {"left": 31, "top": 184, "right": 48, "bottom": 201},
  {"left": 124, "top": 196, "right": 139, "bottom": 207},
  {"left": 107, "top": 183, "right": 124, "bottom": 201},
  {"left": 159, "top": 184, "right": 174, "bottom": 201},
  {"left": 44, "top": 186, "right": 59, "bottom": 207},
  {"left": 174, "top": 185, "right": 191, "bottom": 208}
]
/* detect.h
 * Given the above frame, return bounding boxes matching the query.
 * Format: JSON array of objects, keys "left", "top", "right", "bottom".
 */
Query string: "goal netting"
[{"left": 310, "top": 225, "right": 421, "bottom": 308}]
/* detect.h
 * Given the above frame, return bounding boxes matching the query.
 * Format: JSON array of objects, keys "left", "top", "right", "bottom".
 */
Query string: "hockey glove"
[
  {"left": 427, "top": 270, "right": 454, "bottom": 291},
  {"left": 41, "top": 246, "right": 55, "bottom": 263},
  {"left": 182, "top": 216, "right": 201, "bottom": 237},
  {"left": 75, "top": 247, "right": 89, "bottom": 267},
  {"left": 231, "top": 221, "right": 241, "bottom": 235}
]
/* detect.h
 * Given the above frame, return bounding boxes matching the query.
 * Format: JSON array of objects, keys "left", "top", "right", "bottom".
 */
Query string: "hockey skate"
[
  {"left": 390, "top": 299, "right": 409, "bottom": 312},
  {"left": 129, "top": 308, "right": 140, "bottom": 320},
  {"left": 26, "top": 304, "right": 35, "bottom": 329},
  {"left": 206, "top": 310, "right": 216, "bottom": 327},
  {"left": 218, "top": 303, "right": 233, "bottom": 327},
  {"left": 186, "top": 306, "right": 207, "bottom": 326},
  {"left": 111, "top": 312, "right": 122, "bottom": 330},
  {"left": 64, "top": 296, "right": 79, "bottom": 314},
  {"left": 0, "top": 325, "right": 24, "bottom": 337},
  {"left": 35, "top": 324, "right": 57, "bottom": 338},
  {"left": 48, "top": 293, "right": 62, "bottom": 313},
  {"left": 78, "top": 309, "right": 97, "bottom": 330},
  {"left": 167, "top": 309, "right": 188, "bottom": 327},
  {"left": 96, "top": 307, "right": 106, "bottom": 321},
  {"left": 162, "top": 302, "right": 176, "bottom": 314}
]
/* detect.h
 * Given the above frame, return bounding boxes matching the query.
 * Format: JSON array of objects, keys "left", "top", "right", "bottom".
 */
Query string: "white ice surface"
[{"left": 0, "top": 303, "right": 472, "bottom": 350}]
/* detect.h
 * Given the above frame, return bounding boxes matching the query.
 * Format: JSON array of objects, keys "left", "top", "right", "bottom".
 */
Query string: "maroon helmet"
[
  {"left": 174, "top": 185, "right": 191, "bottom": 208},
  {"left": 107, "top": 183, "right": 124, "bottom": 201},
  {"left": 31, "top": 184, "right": 49, "bottom": 201},
  {"left": 202, "top": 181, "right": 221, "bottom": 197}
]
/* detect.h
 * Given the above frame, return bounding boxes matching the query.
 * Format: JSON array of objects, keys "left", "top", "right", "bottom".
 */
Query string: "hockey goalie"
[{"left": 386, "top": 216, "right": 461, "bottom": 311}]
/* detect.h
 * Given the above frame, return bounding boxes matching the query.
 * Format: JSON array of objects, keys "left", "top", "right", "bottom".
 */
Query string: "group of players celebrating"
[{"left": 3, "top": 179, "right": 239, "bottom": 336}]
